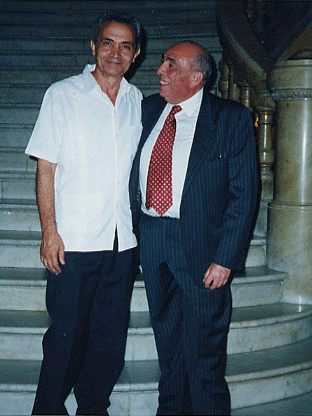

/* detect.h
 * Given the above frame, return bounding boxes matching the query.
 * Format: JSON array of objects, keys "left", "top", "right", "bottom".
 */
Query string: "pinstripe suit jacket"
[{"left": 130, "top": 89, "right": 258, "bottom": 276}]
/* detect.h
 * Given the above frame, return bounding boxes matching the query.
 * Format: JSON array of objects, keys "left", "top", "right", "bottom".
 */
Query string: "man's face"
[
  {"left": 157, "top": 43, "right": 202, "bottom": 104},
  {"left": 91, "top": 21, "right": 140, "bottom": 80}
]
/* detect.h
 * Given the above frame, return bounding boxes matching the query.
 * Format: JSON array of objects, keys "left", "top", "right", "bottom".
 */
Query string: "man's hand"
[
  {"left": 40, "top": 225, "right": 65, "bottom": 275},
  {"left": 203, "top": 263, "right": 231, "bottom": 290},
  {"left": 36, "top": 159, "right": 64, "bottom": 275}
]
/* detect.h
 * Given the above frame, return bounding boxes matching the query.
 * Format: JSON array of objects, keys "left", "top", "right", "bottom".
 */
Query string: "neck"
[{"left": 92, "top": 70, "right": 122, "bottom": 105}]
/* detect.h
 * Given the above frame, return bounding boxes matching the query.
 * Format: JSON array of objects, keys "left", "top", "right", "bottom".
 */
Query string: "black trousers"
[
  {"left": 32, "top": 239, "right": 134, "bottom": 415},
  {"left": 140, "top": 213, "right": 231, "bottom": 415}
]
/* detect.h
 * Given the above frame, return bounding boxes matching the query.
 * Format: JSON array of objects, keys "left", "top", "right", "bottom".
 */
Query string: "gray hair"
[{"left": 193, "top": 52, "right": 213, "bottom": 86}]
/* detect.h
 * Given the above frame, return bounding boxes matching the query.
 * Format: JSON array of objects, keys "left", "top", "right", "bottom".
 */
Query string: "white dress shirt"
[
  {"left": 26, "top": 64, "right": 142, "bottom": 252},
  {"left": 140, "top": 88, "right": 203, "bottom": 218}
]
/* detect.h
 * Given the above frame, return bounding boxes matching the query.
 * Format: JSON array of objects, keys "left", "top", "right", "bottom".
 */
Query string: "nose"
[
  {"left": 157, "top": 62, "right": 165, "bottom": 76},
  {"left": 111, "top": 43, "right": 121, "bottom": 57}
]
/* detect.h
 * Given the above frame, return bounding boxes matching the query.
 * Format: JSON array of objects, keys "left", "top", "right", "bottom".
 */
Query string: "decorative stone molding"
[
  {"left": 270, "top": 90, "right": 312, "bottom": 100},
  {"left": 268, "top": 56, "right": 312, "bottom": 101}
]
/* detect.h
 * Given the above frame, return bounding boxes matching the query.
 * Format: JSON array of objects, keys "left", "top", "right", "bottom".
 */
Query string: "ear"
[
  {"left": 191, "top": 71, "right": 204, "bottom": 88},
  {"left": 90, "top": 40, "right": 96, "bottom": 56},
  {"left": 132, "top": 48, "right": 141, "bottom": 63}
]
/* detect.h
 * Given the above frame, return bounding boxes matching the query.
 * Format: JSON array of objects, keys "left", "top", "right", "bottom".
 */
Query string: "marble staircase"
[
  {"left": 1, "top": 1, "right": 312, "bottom": 415},
  {"left": 1, "top": 264, "right": 312, "bottom": 415}
]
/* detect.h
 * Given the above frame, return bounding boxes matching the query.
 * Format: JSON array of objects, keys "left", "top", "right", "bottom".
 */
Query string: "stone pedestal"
[{"left": 267, "top": 53, "right": 312, "bottom": 304}]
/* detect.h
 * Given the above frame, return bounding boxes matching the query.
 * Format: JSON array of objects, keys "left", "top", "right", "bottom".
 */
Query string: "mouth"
[
  {"left": 106, "top": 58, "right": 123, "bottom": 65},
  {"left": 159, "top": 79, "right": 169, "bottom": 86}
]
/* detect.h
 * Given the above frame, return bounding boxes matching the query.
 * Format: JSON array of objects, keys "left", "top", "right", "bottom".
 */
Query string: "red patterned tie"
[{"left": 145, "top": 105, "right": 182, "bottom": 216}]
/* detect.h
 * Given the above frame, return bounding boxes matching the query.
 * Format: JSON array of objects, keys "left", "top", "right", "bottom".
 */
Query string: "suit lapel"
[
  {"left": 140, "top": 99, "right": 166, "bottom": 151},
  {"left": 182, "top": 91, "right": 217, "bottom": 198},
  {"left": 132, "top": 97, "right": 166, "bottom": 197}
]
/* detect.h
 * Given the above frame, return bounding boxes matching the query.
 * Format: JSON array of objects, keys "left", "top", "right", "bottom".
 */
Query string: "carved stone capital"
[
  {"left": 270, "top": 90, "right": 312, "bottom": 101},
  {"left": 268, "top": 57, "right": 312, "bottom": 102}
]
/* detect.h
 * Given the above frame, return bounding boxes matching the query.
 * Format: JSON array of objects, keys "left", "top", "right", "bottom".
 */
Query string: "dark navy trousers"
[
  {"left": 32, "top": 238, "right": 134, "bottom": 415},
  {"left": 140, "top": 213, "right": 231, "bottom": 415}
]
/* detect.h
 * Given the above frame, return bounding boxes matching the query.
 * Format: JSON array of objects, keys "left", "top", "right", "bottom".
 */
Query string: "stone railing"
[{"left": 217, "top": 59, "right": 275, "bottom": 238}]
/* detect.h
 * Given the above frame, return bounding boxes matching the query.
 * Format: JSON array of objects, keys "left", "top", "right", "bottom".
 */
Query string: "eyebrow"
[
  {"left": 100, "top": 37, "right": 134, "bottom": 47},
  {"left": 162, "top": 54, "right": 176, "bottom": 64}
]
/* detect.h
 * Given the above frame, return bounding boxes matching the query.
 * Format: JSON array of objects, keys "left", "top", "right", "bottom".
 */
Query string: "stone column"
[{"left": 267, "top": 52, "right": 312, "bottom": 304}]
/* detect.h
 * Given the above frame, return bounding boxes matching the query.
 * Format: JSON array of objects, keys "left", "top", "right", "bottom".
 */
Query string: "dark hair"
[{"left": 92, "top": 11, "right": 142, "bottom": 52}]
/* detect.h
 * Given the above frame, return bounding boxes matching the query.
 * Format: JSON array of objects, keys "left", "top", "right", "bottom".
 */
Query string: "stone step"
[
  {"left": 0, "top": 267, "right": 286, "bottom": 312},
  {"left": 2, "top": 196, "right": 272, "bottom": 245},
  {"left": 0, "top": 51, "right": 222, "bottom": 103},
  {"left": 0, "top": 105, "right": 40, "bottom": 127},
  {"left": 0, "top": 54, "right": 222, "bottom": 89},
  {"left": 231, "top": 391, "right": 312, "bottom": 416},
  {"left": 0, "top": 69, "right": 81, "bottom": 86},
  {"left": 0, "top": 126, "right": 33, "bottom": 149},
  {"left": 0, "top": 6, "right": 214, "bottom": 27},
  {"left": 0, "top": 200, "right": 40, "bottom": 232},
  {"left": 0, "top": 336, "right": 312, "bottom": 415},
  {"left": 0, "top": 43, "right": 221, "bottom": 72},
  {"left": 0, "top": 171, "right": 36, "bottom": 200},
  {"left": 0, "top": 73, "right": 157, "bottom": 91},
  {"left": 0, "top": 148, "right": 36, "bottom": 172},
  {"left": 0, "top": 226, "right": 266, "bottom": 268},
  {"left": 229, "top": 302, "right": 312, "bottom": 353},
  {"left": 0, "top": 53, "right": 222, "bottom": 105},
  {"left": 0, "top": 51, "right": 93, "bottom": 71},
  {"left": 0, "top": 85, "right": 47, "bottom": 106},
  {"left": 0, "top": 35, "right": 220, "bottom": 55},
  {"left": 0, "top": 0, "right": 210, "bottom": 13},
  {"left": 228, "top": 336, "right": 312, "bottom": 409},
  {"left": 245, "top": 237, "right": 266, "bottom": 267},
  {"left": 0, "top": 20, "right": 217, "bottom": 39},
  {"left": 0, "top": 69, "right": 201, "bottom": 106},
  {"left": 231, "top": 266, "right": 285, "bottom": 307},
  {"left": 0, "top": 231, "right": 41, "bottom": 268},
  {"left": 0, "top": 303, "right": 311, "bottom": 361},
  {"left": 0, "top": 0, "right": 210, "bottom": 10},
  {"left": 0, "top": 58, "right": 216, "bottom": 89},
  {"left": 0, "top": 268, "right": 149, "bottom": 312},
  {"left": 0, "top": 310, "right": 156, "bottom": 362}
]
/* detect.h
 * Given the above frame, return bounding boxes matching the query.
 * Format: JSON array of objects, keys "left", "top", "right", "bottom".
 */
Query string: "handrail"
[{"left": 216, "top": 1, "right": 274, "bottom": 97}]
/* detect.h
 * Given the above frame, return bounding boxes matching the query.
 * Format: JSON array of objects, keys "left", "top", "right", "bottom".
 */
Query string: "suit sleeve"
[{"left": 213, "top": 106, "right": 258, "bottom": 270}]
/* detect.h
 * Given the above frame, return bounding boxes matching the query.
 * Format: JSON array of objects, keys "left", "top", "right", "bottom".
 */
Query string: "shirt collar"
[
  {"left": 82, "top": 64, "right": 132, "bottom": 98},
  {"left": 168, "top": 88, "right": 203, "bottom": 117}
]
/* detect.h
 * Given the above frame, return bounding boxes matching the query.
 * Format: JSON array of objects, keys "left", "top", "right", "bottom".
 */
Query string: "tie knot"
[{"left": 170, "top": 105, "right": 182, "bottom": 116}]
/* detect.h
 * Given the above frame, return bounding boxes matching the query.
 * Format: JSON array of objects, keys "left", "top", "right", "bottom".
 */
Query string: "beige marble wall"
[{"left": 267, "top": 54, "right": 312, "bottom": 304}]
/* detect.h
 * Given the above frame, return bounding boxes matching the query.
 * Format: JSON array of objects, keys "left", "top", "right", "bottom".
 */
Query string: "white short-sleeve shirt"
[{"left": 26, "top": 64, "right": 142, "bottom": 252}]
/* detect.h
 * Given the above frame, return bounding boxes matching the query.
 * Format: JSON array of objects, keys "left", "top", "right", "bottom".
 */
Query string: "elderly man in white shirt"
[{"left": 25, "top": 11, "right": 142, "bottom": 416}]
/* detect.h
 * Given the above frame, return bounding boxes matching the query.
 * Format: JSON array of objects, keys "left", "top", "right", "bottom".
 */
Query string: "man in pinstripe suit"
[{"left": 130, "top": 41, "right": 258, "bottom": 415}]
